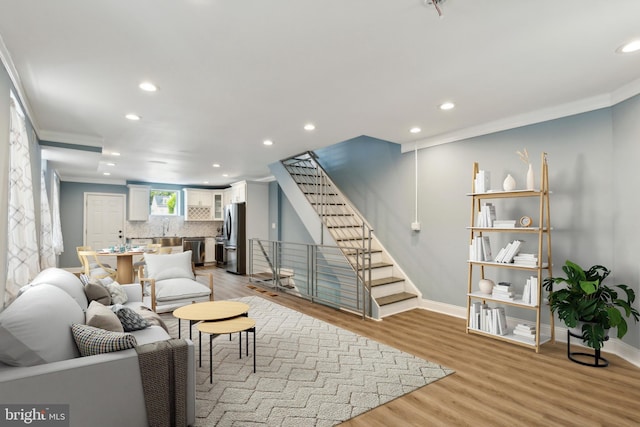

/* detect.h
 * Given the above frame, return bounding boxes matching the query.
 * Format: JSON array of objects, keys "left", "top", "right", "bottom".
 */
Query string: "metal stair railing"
[
  {"left": 281, "top": 152, "right": 374, "bottom": 288},
  {"left": 249, "top": 238, "right": 371, "bottom": 319}
]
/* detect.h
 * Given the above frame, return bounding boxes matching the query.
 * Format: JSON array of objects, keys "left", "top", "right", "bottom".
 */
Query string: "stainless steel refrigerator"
[{"left": 223, "top": 202, "right": 246, "bottom": 274}]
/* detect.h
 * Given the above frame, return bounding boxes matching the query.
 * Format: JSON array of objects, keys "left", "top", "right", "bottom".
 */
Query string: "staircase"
[{"left": 273, "top": 152, "right": 420, "bottom": 319}]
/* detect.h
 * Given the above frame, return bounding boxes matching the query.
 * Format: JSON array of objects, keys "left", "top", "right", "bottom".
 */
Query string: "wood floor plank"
[{"left": 195, "top": 267, "right": 640, "bottom": 427}]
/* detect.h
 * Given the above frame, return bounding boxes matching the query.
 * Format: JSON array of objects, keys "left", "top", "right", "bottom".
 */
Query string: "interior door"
[{"left": 84, "top": 193, "right": 126, "bottom": 265}]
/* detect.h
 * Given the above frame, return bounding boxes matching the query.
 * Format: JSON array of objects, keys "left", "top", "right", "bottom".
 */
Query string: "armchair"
[{"left": 139, "top": 250, "right": 213, "bottom": 313}]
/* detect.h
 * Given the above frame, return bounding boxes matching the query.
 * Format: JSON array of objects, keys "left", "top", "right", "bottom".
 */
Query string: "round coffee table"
[
  {"left": 197, "top": 317, "right": 257, "bottom": 384},
  {"left": 173, "top": 301, "right": 250, "bottom": 339}
]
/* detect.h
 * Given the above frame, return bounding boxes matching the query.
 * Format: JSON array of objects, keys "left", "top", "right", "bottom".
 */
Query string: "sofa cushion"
[
  {"left": 29, "top": 267, "right": 88, "bottom": 311},
  {"left": 84, "top": 281, "right": 112, "bottom": 305},
  {"left": 155, "top": 278, "right": 212, "bottom": 302},
  {"left": 71, "top": 324, "right": 137, "bottom": 357},
  {"left": 0, "top": 285, "right": 84, "bottom": 366},
  {"left": 86, "top": 301, "right": 123, "bottom": 332},
  {"left": 115, "top": 307, "right": 151, "bottom": 332},
  {"left": 101, "top": 281, "right": 128, "bottom": 305},
  {"left": 144, "top": 251, "right": 195, "bottom": 281}
]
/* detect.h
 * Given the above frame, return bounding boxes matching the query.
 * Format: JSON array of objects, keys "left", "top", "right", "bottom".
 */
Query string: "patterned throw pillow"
[
  {"left": 71, "top": 324, "right": 137, "bottom": 357},
  {"left": 101, "top": 281, "right": 128, "bottom": 305},
  {"left": 116, "top": 307, "right": 151, "bottom": 332}
]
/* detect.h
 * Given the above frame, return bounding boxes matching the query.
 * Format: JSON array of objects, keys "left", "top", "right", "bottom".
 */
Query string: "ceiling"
[{"left": 1, "top": 0, "right": 639, "bottom": 186}]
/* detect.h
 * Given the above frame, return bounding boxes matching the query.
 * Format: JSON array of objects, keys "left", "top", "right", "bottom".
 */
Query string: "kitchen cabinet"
[
  {"left": 229, "top": 181, "right": 246, "bottom": 203},
  {"left": 204, "top": 237, "right": 216, "bottom": 263},
  {"left": 127, "top": 185, "right": 150, "bottom": 221},
  {"left": 184, "top": 189, "right": 222, "bottom": 221}
]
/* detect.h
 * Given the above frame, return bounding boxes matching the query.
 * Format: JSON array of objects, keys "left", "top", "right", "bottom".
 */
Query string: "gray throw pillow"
[
  {"left": 84, "top": 281, "right": 112, "bottom": 305},
  {"left": 116, "top": 307, "right": 151, "bottom": 332}
]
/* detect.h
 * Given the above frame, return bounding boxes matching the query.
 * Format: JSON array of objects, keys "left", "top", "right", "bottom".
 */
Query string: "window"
[{"left": 149, "top": 190, "right": 179, "bottom": 216}]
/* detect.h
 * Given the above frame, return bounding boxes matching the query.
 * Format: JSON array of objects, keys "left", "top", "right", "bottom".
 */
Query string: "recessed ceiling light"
[
  {"left": 148, "top": 160, "right": 168, "bottom": 165},
  {"left": 222, "top": 173, "right": 229, "bottom": 177},
  {"left": 139, "top": 81, "right": 158, "bottom": 92},
  {"left": 263, "top": 139, "right": 273, "bottom": 146},
  {"left": 203, "top": 181, "right": 209, "bottom": 184},
  {"left": 617, "top": 40, "right": 640, "bottom": 54},
  {"left": 103, "top": 172, "right": 111, "bottom": 176},
  {"left": 410, "top": 127, "right": 422, "bottom": 134},
  {"left": 106, "top": 162, "right": 116, "bottom": 166},
  {"left": 125, "top": 114, "right": 141, "bottom": 121},
  {"left": 439, "top": 102, "right": 455, "bottom": 111},
  {"left": 110, "top": 152, "right": 121, "bottom": 156},
  {"left": 212, "top": 163, "right": 221, "bottom": 168},
  {"left": 304, "top": 123, "right": 316, "bottom": 131}
]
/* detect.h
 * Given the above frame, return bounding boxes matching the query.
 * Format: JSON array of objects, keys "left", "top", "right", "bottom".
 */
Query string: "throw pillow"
[
  {"left": 115, "top": 307, "right": 151, "bottom": 332},
  {"left": 85, "top": 301, "right": 123, "bottom": 332},
  {"left": 101, "top": 281, "right": 128, "bottom": 305},
  {"left": 84, "top": 281, "right": 112, "bottom": 305},
  {"left": 0, "top": 285, "right": 84, "bottom": 366},
  {"left": 135, "top": 306, "right": 169, "bottom": 332},
  {"left": 71, "top": 324, "right": 137, "bottom": 357},
  {"left": 144, "top": 251, "right": 195, "bottom": 281}
]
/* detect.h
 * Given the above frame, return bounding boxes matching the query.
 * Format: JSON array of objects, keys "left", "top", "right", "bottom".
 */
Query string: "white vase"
[
  {"left": 503, "top": 174, "right": 516, "bottom": 191},
  {"left": 526, "top": 163, "right": 535, "bottom": 190},
  {"left": 478, "top": 279, "right": 495, "bottom": 294}
]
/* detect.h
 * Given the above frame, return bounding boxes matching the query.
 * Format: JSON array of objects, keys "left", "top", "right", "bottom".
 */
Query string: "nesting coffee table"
[
  {"left": 173, "top": 301, "right": 250, "bottom": 339},
  {"left": 197, "top": 317, "right": 256, "bottom": 384}
]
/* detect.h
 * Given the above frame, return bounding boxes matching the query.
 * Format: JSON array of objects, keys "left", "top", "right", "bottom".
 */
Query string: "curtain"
[
  {"left": 5, "top": 99, "right": 40, "bottom": 307},
  {"left": 39, "top": 170, "right": 56, "bottom": 269},
  {"left": 51, "top": 171, "right": 64, "bottom": 255}
]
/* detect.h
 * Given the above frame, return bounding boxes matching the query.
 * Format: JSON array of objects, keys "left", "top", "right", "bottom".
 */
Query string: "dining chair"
[{"left": 77, "top": 250, "right": 117, "bottom": 281}]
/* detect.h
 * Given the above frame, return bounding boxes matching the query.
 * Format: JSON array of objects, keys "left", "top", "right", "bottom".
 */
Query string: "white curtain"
[
  {"left": 51, "top": 172, "right": 64, "bottom": 255},
  {"left": 39, "top": 170, "right": 56, "bottom": 269},
  {"left": 5, "top": 98, "right": 40, "bottom": 307}
]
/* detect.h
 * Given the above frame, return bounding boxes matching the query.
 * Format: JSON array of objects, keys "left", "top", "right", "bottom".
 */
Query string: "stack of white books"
[
  {"left": 513, "top": 253, "right": 538, "bottom": 267},
  {"left": 476, "top": 203, "right": 496, "bottom": 227},
  {"left": 469, "top": 236, "right": 492, "bottom": 262},
  {"left": 491, "top": 282, "right": 514, "bottom": 301},
  {"left": 492, "top": 220, "right": 517, "bottom": 228},
  {"left": 513, "top": 323, "right": 536, "bottom": 339},
  {"left": 469, "top": 303, "right": 508, "bottom": 336}
]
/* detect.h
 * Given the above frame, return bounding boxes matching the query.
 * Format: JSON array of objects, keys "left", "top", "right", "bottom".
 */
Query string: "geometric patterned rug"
[{"left": 163, "top": 296, "right": 454, "bottom": 426}]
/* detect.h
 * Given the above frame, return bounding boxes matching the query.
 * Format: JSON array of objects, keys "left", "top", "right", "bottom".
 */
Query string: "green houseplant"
[{"left": 543, "top": 260, "right": 639, "bottom": 350}]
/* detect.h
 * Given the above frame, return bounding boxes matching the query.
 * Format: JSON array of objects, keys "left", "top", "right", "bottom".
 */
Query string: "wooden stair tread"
[
  {"left": 370, "top": 276, "right": 404, "bottom": 287},
  {"left": 376, "top": 292, "right": 418, "bottom": 306}
]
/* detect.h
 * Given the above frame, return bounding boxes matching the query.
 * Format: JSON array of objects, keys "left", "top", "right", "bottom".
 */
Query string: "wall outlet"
[{"left": 411, "top": 221, "right": 421, "bottom": 231}]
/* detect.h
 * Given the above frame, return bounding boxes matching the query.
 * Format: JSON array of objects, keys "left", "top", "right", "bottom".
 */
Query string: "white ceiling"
[{"left": 1, "top": 0, "right": 639, "bottom": 186}]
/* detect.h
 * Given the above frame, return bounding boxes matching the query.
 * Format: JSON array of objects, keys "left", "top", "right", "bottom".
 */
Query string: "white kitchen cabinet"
[
  {"left": 213, "top": 192, "right": 224, "bottom": 220},
  {"left": 204, "top": 237, "right": 216, "bottom": 263},
  {"left": 127, "top": 185, "right": 150, "bottom": 221},
  {"left": 184, "top": 188, "right": 217, "bottom": 221},
  {"left": 229, "top": 181, "right": 246, "bottom": 203}
]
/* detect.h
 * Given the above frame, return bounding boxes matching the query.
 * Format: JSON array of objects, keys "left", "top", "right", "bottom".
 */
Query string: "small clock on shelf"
[{"left": 519, "top": 215, "right": 532, "bottom": 227}]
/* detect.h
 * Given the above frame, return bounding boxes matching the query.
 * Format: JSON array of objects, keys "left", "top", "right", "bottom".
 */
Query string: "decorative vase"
[
  {"left": 503, "top": 174, "right": 516, "bottom": 191},
  {"left": 526, "top": 163, "right": 535, "bottom": 190},
  {"left": 478, "top": 279, "right": 495, "bottom": 294}
]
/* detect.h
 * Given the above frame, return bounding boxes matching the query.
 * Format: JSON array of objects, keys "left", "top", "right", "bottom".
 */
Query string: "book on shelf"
[
  {"left": 495, "top": 282, "right": 512, "bottom": 292},
  {"left": 481, "top": 236, "right": 492, "bottom": 261},
  {"left": 495, "top": 307, "right": 508, "bottom": 335},
  {"left": 501, "top": 239, "right": 523, "bottom": 263},
  {"left": 492, "top": 220, "right": 517, "bottom": 228},
  {"left": 476, "top": 203, "right": 497, "bottom": 227},
  {"left": 522, "top": 280, "right": 531, "bottom": 304},
  {"left": 513, "top": 253, "right": 538, "bottom": 267},
  {"left": 513, "top": 323, "right": 536, "bottom": 339},
  {"left": 491, "top": 288, "right": 514, "bottom": 301},
  {"left": 474, "top": 170, "right": 491, "bottom": 193},
  {"left": 521, "top": 276, "right": 539, "bottom": 305}
]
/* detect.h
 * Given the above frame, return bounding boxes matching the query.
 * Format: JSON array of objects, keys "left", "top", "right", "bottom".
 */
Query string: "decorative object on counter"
[
  {"left": 478, "top": 278, "right": 495, "bottom": 294},
  {"left": 519, "top": 215, "right": 532, "bottom": 227},
  {"left": 517, "top": 148, "right": 535, "bottom": 190},
  {"left": 502, "top": 174, "right": 516, "bottom": 191}
]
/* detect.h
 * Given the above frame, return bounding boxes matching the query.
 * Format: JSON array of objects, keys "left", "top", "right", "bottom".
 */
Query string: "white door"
[{"left": 84, "top": 193, "right": 126, "bottom": 260}]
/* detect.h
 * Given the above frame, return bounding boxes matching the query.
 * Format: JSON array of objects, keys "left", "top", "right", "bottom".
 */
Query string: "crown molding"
[{"left": 39, "top": 130, "right": 104, "bottom": 147}]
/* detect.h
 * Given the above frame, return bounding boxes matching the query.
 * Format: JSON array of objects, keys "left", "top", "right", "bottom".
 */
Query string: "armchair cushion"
[
  {"left": 144, "top": 251, "right": 195, "bottom": 281},
  {"left": 155, "top": 278, "right": 212, "bottom": 302}
]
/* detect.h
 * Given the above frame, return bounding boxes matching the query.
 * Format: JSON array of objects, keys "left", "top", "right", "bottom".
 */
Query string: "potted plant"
[{"left": 543, "top": 260, "right": 639, "bottom": 350}]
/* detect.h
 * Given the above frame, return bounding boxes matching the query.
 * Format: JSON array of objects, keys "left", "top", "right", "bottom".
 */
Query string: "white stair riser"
[
  {"left": 347, "top": 252, "right": 384, "bottom": 265},
  {"left": 371, "top": 281, "right": 405, "bottom": 298},
  {"left": 360, "top": 266, "right": 394, "bottom": 281},
  {"left": 379, "top": 297, "right": 419, "bottom": 318}
]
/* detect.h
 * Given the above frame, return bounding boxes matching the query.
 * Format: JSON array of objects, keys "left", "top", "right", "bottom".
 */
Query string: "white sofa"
[{"left": 0, "top": 268, "right": 195, "bottom": 427}]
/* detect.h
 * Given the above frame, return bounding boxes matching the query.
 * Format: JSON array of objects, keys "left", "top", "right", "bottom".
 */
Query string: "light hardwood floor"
[{"left": 203, "top": 266, "right": 640, "bottom": 427}]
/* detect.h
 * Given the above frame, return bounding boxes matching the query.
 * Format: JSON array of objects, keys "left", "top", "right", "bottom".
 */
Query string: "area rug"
[{"left": 163, "top": 296, "right": 453, "bottom": 426}]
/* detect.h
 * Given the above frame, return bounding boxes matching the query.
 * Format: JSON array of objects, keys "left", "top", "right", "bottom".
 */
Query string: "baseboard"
[{"left": 419, "top": 298, "right": 640, "bottom": 368}]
